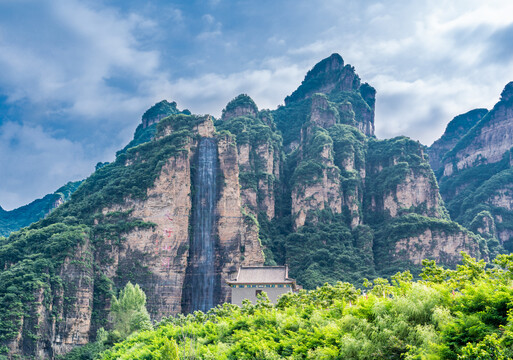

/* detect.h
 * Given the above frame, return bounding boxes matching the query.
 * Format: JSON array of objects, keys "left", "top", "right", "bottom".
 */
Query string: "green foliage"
[
  {"left": 116, "top": 123, "right": 157, "bottom": 156},
  {"left": 98, "top": 256, "right": 513, "bottom": 360},
  {"left": 0, "top": 222, "right": 88, "bottom": 341},
  {"left": 0, "top": 180, "right": 83, "bottom": 237},
  {"left": 273, "top": 98, "right": 311, "bottom": 146},
  {"left": 111, "top": 282, "right": 153, "bottom": 338},
  {"left": 222, "top": 94, "right": 258, "bottom": 118},
  {"left": 286, "top": 213, "right": 376, "bottom": 288},
  {"left": 141, "top": 100, "right": 179, "bottom": 123}
]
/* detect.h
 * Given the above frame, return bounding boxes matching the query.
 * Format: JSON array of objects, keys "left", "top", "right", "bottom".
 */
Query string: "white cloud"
[
  {"left": 0, "top": 0, "right": 174, "bottom": 122},
  {"left": 0, "top": 122, "right": 99, "bottom": 210}
]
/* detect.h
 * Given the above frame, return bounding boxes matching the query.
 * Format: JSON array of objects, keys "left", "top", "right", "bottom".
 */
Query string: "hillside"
[
  {"left": 0, "top": 54, "right": 491, "bottom": 358},
  {"left": 85, "top": 255, "right": 513, "bottom": 360},
  {"left": 429, "top": 82, "right": 513, "bottom": 255},
  {"left": 0, "top": 181, "right": 82, "bottom": 237}
]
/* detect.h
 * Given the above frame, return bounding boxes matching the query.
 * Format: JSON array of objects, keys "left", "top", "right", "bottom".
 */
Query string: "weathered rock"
[
  {"left": 442, "top": 83, "right": 513, "bottom": 175},
  {"left": 393, "top": 229, "right": 483, "bottom": 265},
  {"left": 383, "top": 170, "right": 441, "bottom": 218},
  {"left": 427, "top": 109, "right": 488, "bottom": 173}
]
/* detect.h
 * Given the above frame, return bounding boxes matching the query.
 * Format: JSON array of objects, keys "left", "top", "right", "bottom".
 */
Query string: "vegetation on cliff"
[
  {"left": 430, "top": 82, "right": 513, "bottom": 255},
  {"left": 0, "top": 181, "right": 83, "bottom": 237},
  {"left": 92, "top": 254, "right": 513, "bottom": 360},
  {"left": 0, "top": 114, "right": 203, "bottom": 352}
]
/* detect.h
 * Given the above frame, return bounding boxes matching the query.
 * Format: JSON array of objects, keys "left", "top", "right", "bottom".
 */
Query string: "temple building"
[{"left": 227, "top": 265, "right": 297, "bottom": 306}]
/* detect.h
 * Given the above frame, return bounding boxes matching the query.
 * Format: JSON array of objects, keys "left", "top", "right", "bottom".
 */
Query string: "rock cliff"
[
  {"left": 441, "top": 82, "right": 513, "bottom": 176},
  {"left": 0, "top": 54, "right": 490, "bottom": 359},
  {"left": 427, "top": 108, "right": 487, "bottom": 174},
  {"left": 430, "top": 81, "right": 513, "bottom": 253}
]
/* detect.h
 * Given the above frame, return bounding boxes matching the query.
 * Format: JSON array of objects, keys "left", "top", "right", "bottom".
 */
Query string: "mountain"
[
  {"left": 427, "top": 108, "right": 488, "bottom": 175},
  {"left": 0, "top": 181, "right": 82, "bottom": 237},
  {"left": 0, "top": 54, "right": 488, "bottom": 358},
  {"left": 429, "top": 81, "right": 513, "bottom": 254},
  {"left": 0, "top": 100, "right": 189, "bottom": 238}
]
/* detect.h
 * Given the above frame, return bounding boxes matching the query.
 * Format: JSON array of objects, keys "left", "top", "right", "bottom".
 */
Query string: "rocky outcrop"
[
  {"left": 292, "top": 124, "right": 342, "bottom": 229},
  {"left": 99, "top": 146, "right": 194, "bottom": 319},
  {"left": 141, "top": 100, "right": 179, "bottom": 128},
  {"left": 5, "top": 232, "right": 93, "bottom": 358},
  {"left": 366, "top": 138, "right": 445, "bottom": 221},
  {"left": 382, "top": 169, "right": 441, "bottom": 218},
  {"left": 218, "top": 96, "right": 281, "bottom": 220},
  {"left": 488, "top": 186, "right": 513, "bottom": 210},
  {"left": 393, "top": 229, "right": 482, "bottom": 265},
  {"left": 216, "top": 133, "right": 265, "bottom": 304},
  {"left": 222, "top": 94, "right": 258, "bottom": 121},
  {"left": 442, "top": 83, "right": 513, "bottom": 175},
  {"left": 427, "top": 109, "right": 488, "bottom": 173},
  {"left": 285, "top": 54, "right": 360, "bottom": 105}
]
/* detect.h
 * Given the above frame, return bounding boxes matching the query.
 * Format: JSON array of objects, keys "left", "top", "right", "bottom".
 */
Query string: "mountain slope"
[
  {"left": 0, "top": 54, "right": 488, "bottom": 358},
  {"left": 429, "top": 82, "right": 513, "bottom": 253},
  {"left": 0, "top": 181, "right": 82, "bottom": 237}
]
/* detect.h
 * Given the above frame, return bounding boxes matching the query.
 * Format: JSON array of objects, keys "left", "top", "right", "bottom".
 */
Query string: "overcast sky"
[{"left": 1, "top": 0, "right": 512, "bottom": 210}]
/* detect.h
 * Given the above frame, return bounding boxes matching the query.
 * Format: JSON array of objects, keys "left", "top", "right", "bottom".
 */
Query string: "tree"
[{"left": 110, "top": 282, "right": 152, "bottom": 338}]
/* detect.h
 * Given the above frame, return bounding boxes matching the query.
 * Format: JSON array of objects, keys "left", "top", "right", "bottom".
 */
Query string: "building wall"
[{"left": 231, "top": 286, "right": 292, "bottom": 306}]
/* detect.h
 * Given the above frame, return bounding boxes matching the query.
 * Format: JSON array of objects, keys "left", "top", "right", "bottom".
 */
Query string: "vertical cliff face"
[
  {"left": 442, "top": 83, "right": 513, "bottom": 176},
  {"left": 0, "top": 54, "right": 494, "bottom": 358},
  {"left": 366, "top": 138, "right": 444, "bottom": 220},
  {"left": 215, "top": 132, "right": 265, "bottom": 305},
  {"left": 216, "top": 96, "right": 282, "bottom": 221},
  {"left": 291, "top": 106, "right": 343, "bottom": 229},
  {"left": 430, "top": 81, "right": 513, "bottom": 253}
]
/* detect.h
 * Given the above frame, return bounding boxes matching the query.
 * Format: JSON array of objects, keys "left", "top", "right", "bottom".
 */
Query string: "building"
[{"left": 227, "top": 265, "right": 296, "bottom": 306}]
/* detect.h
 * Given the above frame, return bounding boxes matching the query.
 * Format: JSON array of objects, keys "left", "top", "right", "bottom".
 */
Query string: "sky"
[{"left": 1, "top": 0, "right": 513, "bottom": 210}]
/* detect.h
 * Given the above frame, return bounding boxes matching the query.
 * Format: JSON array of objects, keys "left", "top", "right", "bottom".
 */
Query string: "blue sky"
[{"left": 1, "top": 0, "right": 513, "bottom": 210}]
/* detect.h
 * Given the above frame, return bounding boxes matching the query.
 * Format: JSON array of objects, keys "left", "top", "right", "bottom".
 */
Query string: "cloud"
[
  {"left": 0, "top": 122, "right": 99, "bottom": 210},
  {"left": 165, "top": 62, "right": 305, "bottom": 116},
  {"left": 1, "top": 0, "right": 513, "bottom": 209},
  {"left": 0, "top": 0, "right": 173, "bottom": 122}
]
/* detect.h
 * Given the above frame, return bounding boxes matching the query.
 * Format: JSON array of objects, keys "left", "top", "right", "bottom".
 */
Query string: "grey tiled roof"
[{"left": 229, "top": 266, "right": 294, "bottom": 284}]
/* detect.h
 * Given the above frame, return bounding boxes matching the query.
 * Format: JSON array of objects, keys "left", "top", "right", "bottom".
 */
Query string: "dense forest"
[
  {"left": 64, "top": 254, "right": 513, "bottom": 360},
  {"left": 0, "top": 54, "right": 512, "bottom": 359}
]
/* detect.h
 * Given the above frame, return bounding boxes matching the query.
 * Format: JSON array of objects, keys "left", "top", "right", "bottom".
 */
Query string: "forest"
[{"left": 63, "top": 254, "right": 513, "bottom": 360}]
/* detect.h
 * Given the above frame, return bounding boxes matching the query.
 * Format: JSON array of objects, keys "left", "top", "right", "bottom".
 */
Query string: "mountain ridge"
[{"left": 0, "top": 53, "right": 493, "bottom": 358}]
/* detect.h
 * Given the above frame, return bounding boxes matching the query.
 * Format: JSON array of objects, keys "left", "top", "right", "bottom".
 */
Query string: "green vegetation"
[
  {"left": 116, "top": 123, "right": 158, "bottom": 156},
  {"left": 142, "top": 100, "right": 180, "bottom": 124},
  {"left": 110, "top": 282, "right": 153, "bottom": 338},
  {"left": 0, "top": 222, "right": 89, "bottom": 343},
  {"left": 0, "top": 181, "right": 83, "bottom": 237},
  {"left": 222, "top": 94, "right": 258, "bottom": 118},
  {"left": 96, "top": 255, "right": 513, "bottom": 360},
  {"left": 284, "top": 53, "right": 360, "bottom": 105},
  {"left": 286, "top": 212, "right": 375, "bottom": 288}
]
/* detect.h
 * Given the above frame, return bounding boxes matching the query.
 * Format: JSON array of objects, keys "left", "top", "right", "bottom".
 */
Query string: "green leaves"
[
  {"left": 111, "top": 282, "right": 153, "bottom": 338},
  {"left": 97, "top": 256, "right": 513, "bottom": 360}
]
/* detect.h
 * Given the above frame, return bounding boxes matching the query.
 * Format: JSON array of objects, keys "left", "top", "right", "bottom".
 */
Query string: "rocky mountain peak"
[
  {"left": 221, "top": 94, "right": 258, "bottom": 120},
  {"left": 284, "top": 53, "right": 361, "bottom": 105},
  {"left": 141, "top": 100, "right": 180, "bottom": 128},
  {"left": 304, "top": 53, "right": 345, "bottom": 81},
  {"left": 500, "top": 81, "right": 513, "bottom": 102}
]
